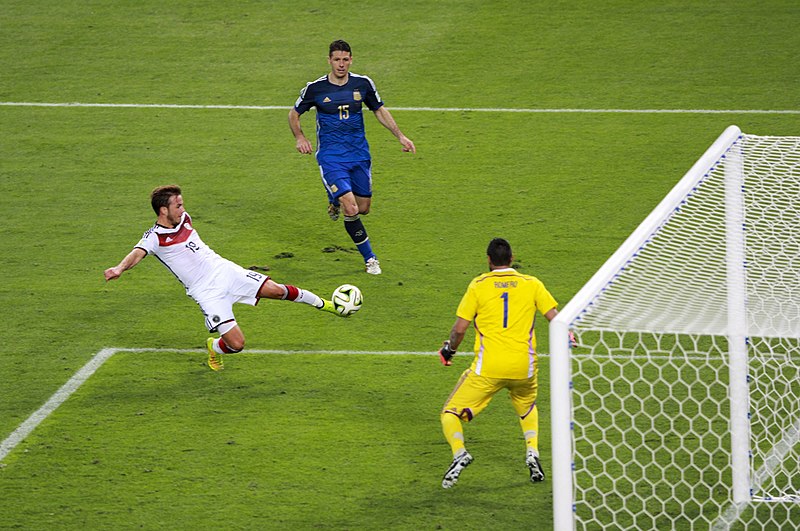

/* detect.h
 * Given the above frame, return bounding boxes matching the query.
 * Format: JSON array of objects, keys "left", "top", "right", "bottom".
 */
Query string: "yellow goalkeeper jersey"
[{"left": 456, "top": 268, "right": 557, "bottom": 379}]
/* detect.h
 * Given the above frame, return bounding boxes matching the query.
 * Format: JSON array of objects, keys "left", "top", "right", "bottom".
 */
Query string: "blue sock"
[{"left": 344, "top": 215, "right": 375, "bottom": 261}]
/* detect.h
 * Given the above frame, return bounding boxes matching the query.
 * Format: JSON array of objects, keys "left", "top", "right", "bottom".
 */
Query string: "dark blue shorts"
[{"left": 319, "top": 160, "right": 373, "bottom": 201}]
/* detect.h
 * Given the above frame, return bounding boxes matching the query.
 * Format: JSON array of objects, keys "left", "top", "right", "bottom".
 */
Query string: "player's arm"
[
  {"left": 288, "top": 108, "right": 313, "bottom": 154},
  {"left": 104, "top": 247, "right": 147, "bottom": 282},
  {"left": 544, "top": 306, "right": 578, "bottom": 347},
  {"left": 439, "top": 317, "right": 470, "bottom": 366},
  {"left": 447, "top": 317, "right": 470, "bottom": 350},
  {"left": 373, "top": 106, "right": 416, "bottom": 153}
]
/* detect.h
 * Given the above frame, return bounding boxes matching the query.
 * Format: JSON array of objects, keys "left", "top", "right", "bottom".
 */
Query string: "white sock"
[{"left": 294, "top": 289, "right": 323, "bottom": 308}]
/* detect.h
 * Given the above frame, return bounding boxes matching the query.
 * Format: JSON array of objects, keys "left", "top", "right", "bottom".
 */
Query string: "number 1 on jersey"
[{"left": 501, "top": 291, "right": 509, "bottom": 328}]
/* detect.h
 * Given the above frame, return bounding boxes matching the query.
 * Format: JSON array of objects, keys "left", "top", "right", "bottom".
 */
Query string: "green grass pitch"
[{"left": 1, "top": 1, "right": 798, "bottom": 529}]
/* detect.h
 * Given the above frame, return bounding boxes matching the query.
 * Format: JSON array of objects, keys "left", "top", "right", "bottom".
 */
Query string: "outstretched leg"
[{"left": 258, "top": 279, "right": 343, "bottom": 316}]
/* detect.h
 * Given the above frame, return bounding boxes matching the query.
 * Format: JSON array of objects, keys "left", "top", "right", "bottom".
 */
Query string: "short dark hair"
[
  {"left": 150, "top": 185, "right": 182, "bottom": 215},
  {"left": 329, "top": 39, "right": 351, "bottom": 56},
  {"left": 487, "top": 238, "right": 513, "bottom": 267}
]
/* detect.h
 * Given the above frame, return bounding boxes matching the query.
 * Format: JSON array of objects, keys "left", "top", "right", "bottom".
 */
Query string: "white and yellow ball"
[{"left": 332, "top": 284, "right": 363, "bottom": 316}]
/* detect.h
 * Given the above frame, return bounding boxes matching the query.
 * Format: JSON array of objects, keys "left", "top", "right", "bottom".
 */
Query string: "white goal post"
[{"left": 551, "top": 125, "right": 800, "bottom": 530}]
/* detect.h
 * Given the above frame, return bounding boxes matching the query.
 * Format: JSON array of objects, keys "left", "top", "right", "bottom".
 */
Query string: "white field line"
[
  {"left": 112, "top": 348, "right": 440, "bottom": 355},
  {"left": 0, "top": 347, "right": 443, "bottom": 462},
  {"left": 1, "top": 101, "right": 800, "bottom": 114},
  {"left": 0, "top": 348, "right": 116, "bottom": 462}
]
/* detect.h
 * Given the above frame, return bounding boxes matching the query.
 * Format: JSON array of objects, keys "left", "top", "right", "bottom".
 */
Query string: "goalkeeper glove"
[{"left": 438, "top": 341, "right": 456, "bottom": 366}]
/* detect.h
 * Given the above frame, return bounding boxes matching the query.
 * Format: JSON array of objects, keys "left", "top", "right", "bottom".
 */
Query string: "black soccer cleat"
[
  {"left": 442, "top": 451, "right": 473, "bottom": 488},
  {"left": 526, "top": 451, "right": 545, "bottom": 483}
]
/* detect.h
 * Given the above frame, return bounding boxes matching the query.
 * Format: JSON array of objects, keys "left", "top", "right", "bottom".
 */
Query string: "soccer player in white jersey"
[{"left": 104, "top": 185, "right": 344, "bottom": 371}]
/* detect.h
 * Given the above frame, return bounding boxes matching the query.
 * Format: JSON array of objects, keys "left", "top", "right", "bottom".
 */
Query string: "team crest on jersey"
[
  {"left": 353, "top": 90, "right": 362, "bottom": 101},
  {"left": 331, "top": 184, "right": 339, "bottom": 193},
  {"left": 157, "top": 214, "right": 193, "bottom": 246}
]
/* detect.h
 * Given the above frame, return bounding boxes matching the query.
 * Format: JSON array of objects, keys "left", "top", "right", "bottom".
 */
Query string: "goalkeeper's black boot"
[
  {"left": 442, "top": 450, "right": 473, "bottom": 488},
  {"left": 526, "top": 449, "right": 545, "bottom": 483}
]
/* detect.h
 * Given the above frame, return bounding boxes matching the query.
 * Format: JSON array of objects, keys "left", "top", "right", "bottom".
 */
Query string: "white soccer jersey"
[{"left": 135, "top": 212, "right": 229, "bottom": 295}]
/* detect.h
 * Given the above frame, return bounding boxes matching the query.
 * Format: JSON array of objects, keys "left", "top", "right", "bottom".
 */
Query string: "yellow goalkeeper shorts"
[{"left": 442, "top": 368, "right": 538, "bottom": 421}]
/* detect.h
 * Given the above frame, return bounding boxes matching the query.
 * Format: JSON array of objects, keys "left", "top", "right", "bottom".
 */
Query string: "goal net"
[{"left": 550, "top": 126, "right": 800, "bottom": 530}]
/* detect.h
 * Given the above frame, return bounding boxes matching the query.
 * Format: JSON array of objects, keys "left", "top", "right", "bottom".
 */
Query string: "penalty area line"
[
  {"left": 113, "top": 347, "right": 439, "bottom": 355},
  {"left": 0, "top": 347, "right": 116, "bottom": 462},
  {"left": 0, "top": 346, "right": 683, "bottom": 463},
  {"left": 0, "top": 347, "right": 451, "bottom": 463},
  {"left": 1, "top": 101, "right": 799, "bottom": 114}
]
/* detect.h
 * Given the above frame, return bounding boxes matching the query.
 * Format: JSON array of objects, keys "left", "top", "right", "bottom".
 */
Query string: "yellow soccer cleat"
[
  {"left": 206, "top": 337, "right": 224, "bottom": 371},
  {"left": 319, "top": 298, "right": 345, "bottom": 317}
]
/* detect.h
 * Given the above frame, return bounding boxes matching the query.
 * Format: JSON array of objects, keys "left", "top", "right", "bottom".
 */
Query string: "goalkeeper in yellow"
[{"left": 438, "top": 237, "right": 564, "bottom": 488}]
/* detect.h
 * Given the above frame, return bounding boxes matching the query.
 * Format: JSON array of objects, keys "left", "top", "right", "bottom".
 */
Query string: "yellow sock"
[
  {"left": 519, "top": 404, "right": 540, "bottom": 454},
  {"left": 441, "top": 411, "right": 466, "bottom": 456}
]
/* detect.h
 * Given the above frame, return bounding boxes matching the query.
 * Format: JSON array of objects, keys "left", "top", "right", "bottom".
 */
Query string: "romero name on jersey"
[{"left": 456, "top": 269, "right": 558, "bottom": 380}]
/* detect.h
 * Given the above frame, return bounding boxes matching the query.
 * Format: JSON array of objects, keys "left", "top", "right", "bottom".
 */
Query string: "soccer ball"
[{"left": 332, "top": 284, "right": 363, "bottom": 316}]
